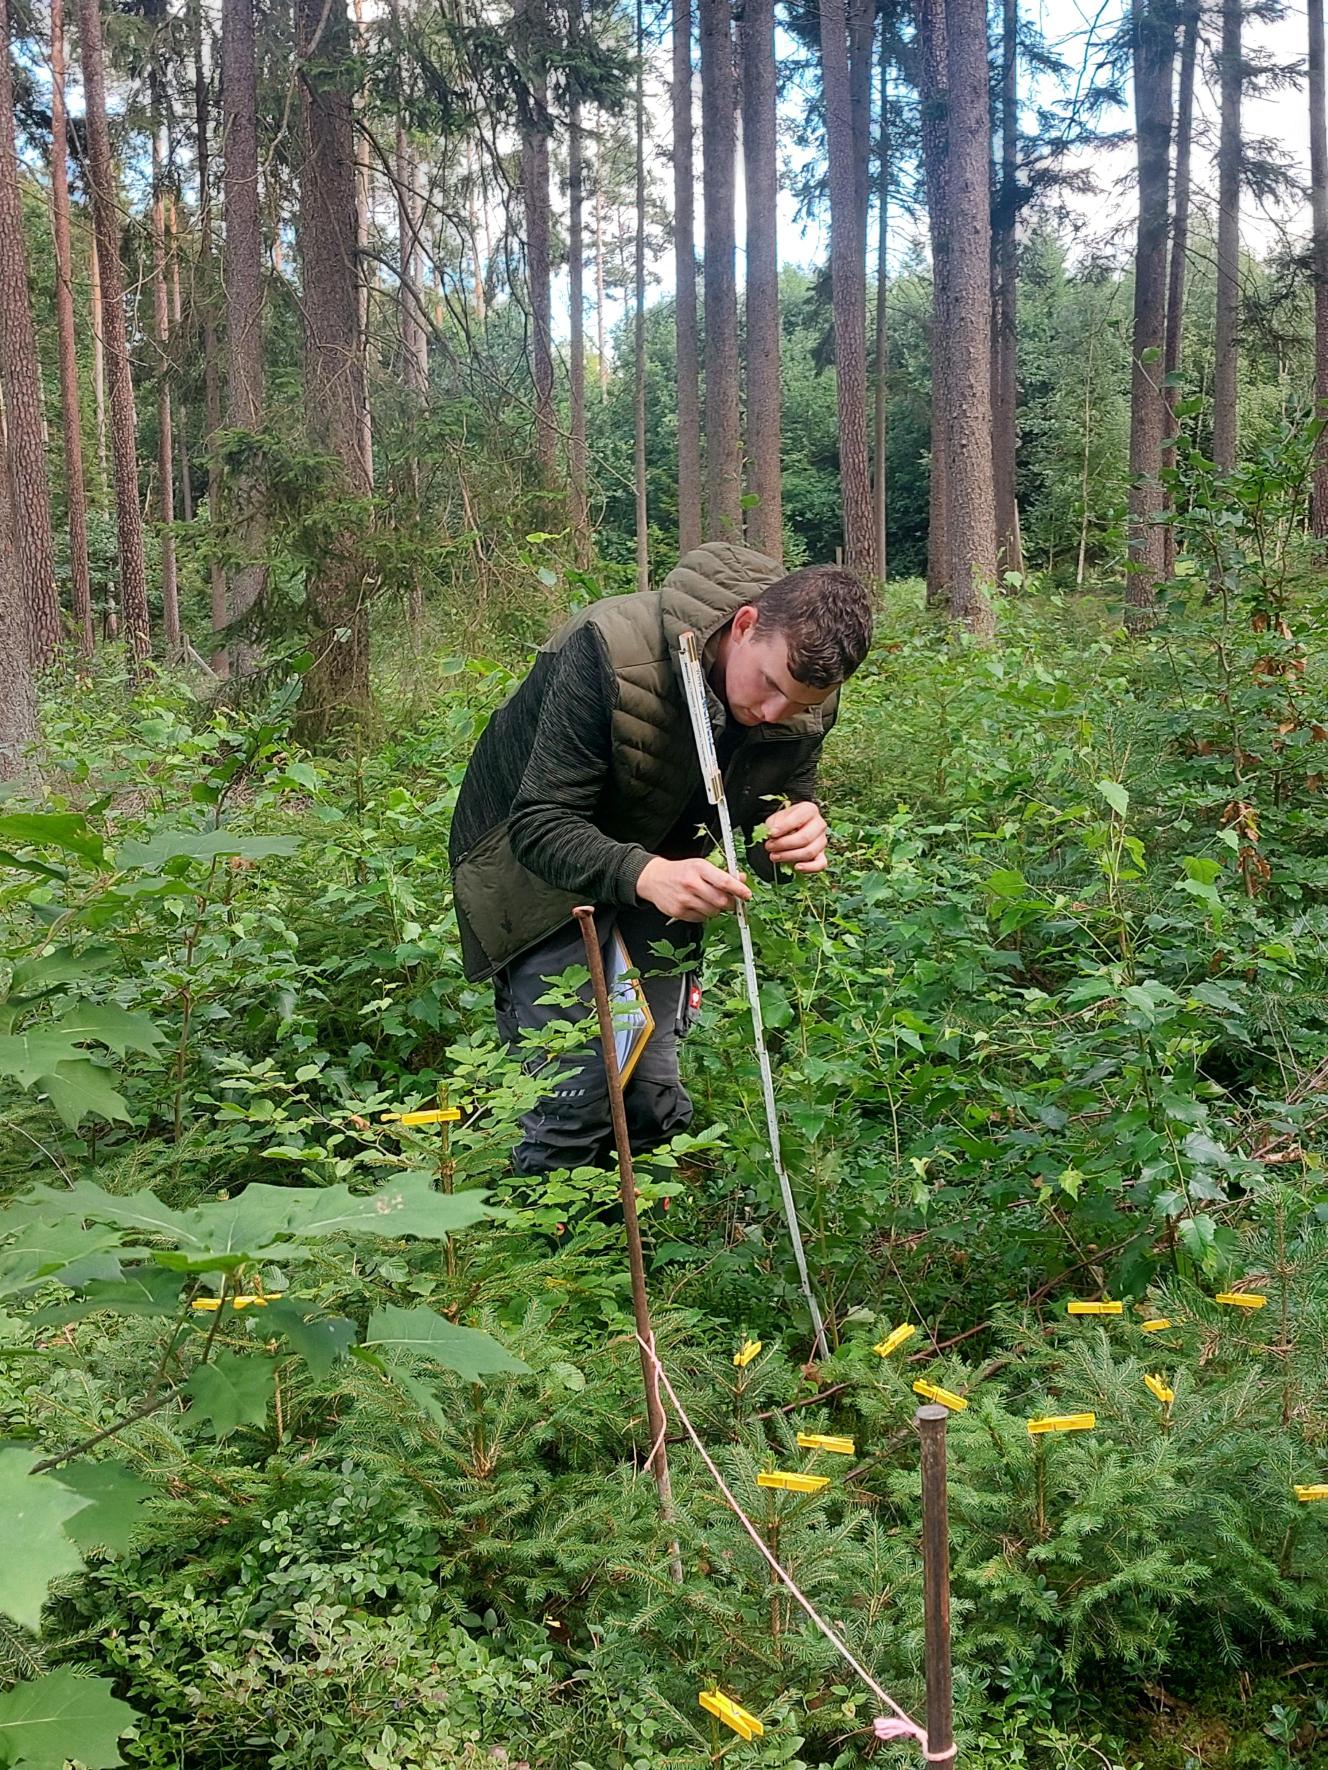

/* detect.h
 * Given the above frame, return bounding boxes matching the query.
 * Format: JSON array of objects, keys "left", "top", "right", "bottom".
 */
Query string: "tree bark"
[
  {"left": 940, "top": 0, "right": 996, "bottom": 632},
  {"left": 595, "top": 138, "right": 609, "bottom": 398},
  {"left": 194, "top": 2, "right": 228, "bottom": 670},
  {"left": 673, "top": 0, "right": 702, "bottom": 555},
  {"left": 569, "top": 82, "right": 590, "bottom": 563},
  {"left": 517, "top": 0, "right": 557, "bottom": 490},
  {"left": 467, "top": 143, "right": 488, "bottom": 328},
  {"left": 296, "top": 0, "right": 371, "bottom": 736},
  {"left": 1212, "top": 0, "right": 1241, "bottom": 475},
  {"left": 820, "top": 0, "right": 875, "bottom": 571},
  {"left": 1162, "top": 0, "right": 1197, "bottom": 577},
  {"left": 78, "top": 0, "right": 151, "bottom": 660},
  {"left": 351, "top": 0, "right": 375, "bottom": 487},
  {"left": 391, "top": 0, "right": 425, "bottom": 637},
  {"left": 633, "top": 0, "right": 649, "bottom": 589},
  {"left": 167, "top": 187, "right": 192, "bottom": 525},
  {"left": 89, "top": 232, "right": 107, "bottom": 492},
  {"left": 0, "top": 445, "right": 37, "bottom": 778},
  {"left": 150, "top": 88, "right": 182, "bottom": 658},
  {"left": 873, "top": 24, "right": 889, "bottom": 580},
  {"left": 49, "top": 0, "right": 94, "bottom": 656},
  {"left": 699, "top": 0, "right": 742, "bottom": 540},
  {"left": 0, "top": 0, "right": 60, "bottom": 668},
  {"left": 993, "top": 0, "right": 1023, "bottom": 577},
  {"left": 741, "top": 0, "right": 781, "bottom": 558},
  {"left": 1311, "top": 0, "right": 1328, "bottom": 535},
  {"left": 917, "top": 0, "right": 950, "bottom": 607},
  {"left": 1125, "top": 0, "right": 1174, "bottom": 626}
]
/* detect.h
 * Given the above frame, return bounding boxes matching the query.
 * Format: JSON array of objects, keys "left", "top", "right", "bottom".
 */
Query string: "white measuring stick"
[{"left": 678, "top": 630, "right": 829, "bottom": 1361}]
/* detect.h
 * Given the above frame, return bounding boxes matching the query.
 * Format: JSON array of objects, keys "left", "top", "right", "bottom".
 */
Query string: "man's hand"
[
  {"left": 762, "top": 801, "right": 829, "bottom": 873},
  {"left": 636, "top": 855, "right": 751, "bottom": 922}
]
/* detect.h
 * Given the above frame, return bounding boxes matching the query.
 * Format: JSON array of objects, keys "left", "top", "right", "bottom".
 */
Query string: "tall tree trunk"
[
  {"left": 569, "top": 88, "right": 590, "bottom": 563},
  {"left": 848, "top": 0, "right": 874, "bottom": 253},
  {"left": 1212, "top": 0, "right": 1241, "bottom": 475},
  {"left": 820, "top": 0, "right": 875, "bottom": 570},
  {"left": 0, "top": 0, "right": 60, "bottom": 668},
  {"left": 467, "top": 143, "right": 487, "bottom": 328},
  {"left": 699, "top": 0, "right": 742, "bottom": 539},
  {"left": 0, "top": 446, "right": 37, "bottom": 778},
  {"left": 296, "top": 0, "right": 371, "bottom": 735},
  {"left": 49, "top": 0, "right": 94, "bottom": 656},
  {"left": 517, "top": 0, "right": 557, "bottom": 490},
  {"left": 940, "top": 0, "right": 996, "bottom": 631},
  {"left": 222, "top": 0, "right": 267, "bottom": 635},
  {"left": 78, "top": 0, "right": 151, "bottom": 660},
  {"left": 741, "top": 0, "right": 781, "bottom": 557},
  {"left": 1125, "top": 0, "right": 1175, "bottom": 627},
  {"left": 167, "top": 168, "right": 193, "bottom": 524},
  {"left": 873, "top": 27, "right": 889, "bottom": 580},
  {"left": 993, "top": 0, "right": 1022, "bottom": 577},
  {"left": 193, "top": 2, "right": 228, "bottom": 669},
  {"left": 595, "top": 138, "right": 609, "bottom": 398},
  {"left": 1311, "top": 0, "right": 1328, "bottom": 535},
  {"left": 351, "top": 0, "right": 375, "bottom": 486},
  {"left": 633, "top": 0, "right": 649, "bottom": 588},
  {"left": 918, "top": 0, "right": 950, "bottom": 606},
  {"left": 150, "top": 87, "right": 182, "bottom": 658},
  {"left": 89, "top": 231, "right": 107, "bottom": 492},
  {"left": 1162, "top": 0, "right": 1197, "bottom": 577},
  {"left": 391, "top": 0, "right": 425, "bottom": 637},
  {"left": 673, "top": 0, "right": 702, "bottom": 554}
]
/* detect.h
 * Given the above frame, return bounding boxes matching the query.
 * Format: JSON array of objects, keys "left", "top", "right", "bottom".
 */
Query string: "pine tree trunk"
[
  {"left": 568, "top": 88, "right": 590, "bottom": 564},
  {"left": 1212, "top": 0, "right": 1240, "bottom": 475},
  {"left": 699, "top": 0, "right": 742, "bottom": 540},
  {"left": 673, "top": 0, "right": 702, "bottom": 555},
  {"left": 49, "top": 0, "right": 94, "bottom": 657},
  {"left": 222, "top": 0, "right": 267, "bottom": 636},
  {"left": 296, "top": 0, "right": 371, "bottom": 736},
  {"left": 391, "top": 0, "right": 425, "bottom": 638},
  {"left": 820, "top": 0, "right": 874, "bottom": 571},
  {"left": 1125, "top": 0, "right": 1174, "bottom": 627},
  {"left": 633, "top": 0, "right": 649, "bottom": 588},
  {"left": 78, "top": 0, "right": 151, "bottom": 660},
  {"left": 848, "top": 0, "right": 874, "bottom": 254},
  {"left": 89, "top": 231, "right": 108, "bottom": 493},
  {"left": 993, "top": 0, "right": 1023, "bottom": 578},
  {"left": 168, "top": 192, "right": 193, "bottom": 525},
  {"left": 467, "top": 144, "right": 488, "bottom": 328},
  {"left": 351, "top": 0, "right": 375, "bottom": 487},
  {"left": 741, "top": 0, "right": 781, "bottom": 558},
  {"left": 0, "top": 0, "right": 60, "bottom": 668},
  {"left": 1162, "top": 0, "right": 1197, "bottom": 577},
  {"left": 595, "top": 141, "right": 609, "bottom": 398},
  {"left": 517, "top": 0, "right": 558, "bottom": 490},
  {"left": 150, "top": 91, "right": 182, "bottom": 658},
  {"left": 0, "top": 448, "right": 37, "bottom": 779},
  {"left": 1311, "top": 0, "right": 1328, "bottom": 535},
  {"left": 193, "top": 3, "right": 228, "bottom": 670},
  {"left": 941, "top": 0, "right": 996, "bottom": 632},
  {"left": 918, "top": 0, "right": 950, "bottom": 607},
  {"left": 873, "top": 25, "right": 889, "bottom": 580}
]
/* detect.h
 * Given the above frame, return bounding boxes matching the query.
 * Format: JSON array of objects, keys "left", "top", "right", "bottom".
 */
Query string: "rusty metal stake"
[
  {"left": 574, "top": 905, "right": 683, "bottom": 1583},
  {"left": 916, "top": 1403, "right": 956, "bottom": 1764}
]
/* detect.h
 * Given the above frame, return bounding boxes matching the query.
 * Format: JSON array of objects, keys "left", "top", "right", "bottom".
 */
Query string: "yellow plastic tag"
[
  {"left": 757, "top": 1470, "right": 831, "bottom": 1494},
  {"left": 796, "top": 1433, "right": 854, "bottom": 1456},
  {"left": 381, "top": 1107, "right": 462, "bottom": 1125},
  {"left": 1214, "top": 1292, "right": 1266, "bottom": 1310},
  {"left": 1027, "top": 1412, "right": 1096, "bottom": 1435},
  {"left": 1066, "top": 1300, "right": 1123, "bottom": 1316},
  {"left": 733, "top": 1339, "right": 762, "bottom": 1368},
  {"left": 1294, "top": 1484, "right": 1328, "bottom": 1502},
  {"left": 1143, "top": 1374, "right": 1174, "bottom": 1405},
  {"left": 190, "top": 1298, "right": 222, "bottom": 1312},
  {"left": 1140, "top": 1318, "right": 1173, "bottom": 1333},
  {"left": 699, "top": 1689, "right": 764, "bottom": 1740},
  {"left": 873, "top": 1324, "right": 917, "bottom": 1358},
  {"left": 913, "top": 1380, "right": 968, "bottom": 1412}
]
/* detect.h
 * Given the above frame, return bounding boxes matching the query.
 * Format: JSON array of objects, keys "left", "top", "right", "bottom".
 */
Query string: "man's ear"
[{"left": 731, "top": 604, "right": 760, "bottom": 640}]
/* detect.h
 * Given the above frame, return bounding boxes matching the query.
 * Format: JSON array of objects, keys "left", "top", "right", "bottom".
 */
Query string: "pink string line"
[{"left": 637, "top": 1334, "right": 956, "bottom": 1762}]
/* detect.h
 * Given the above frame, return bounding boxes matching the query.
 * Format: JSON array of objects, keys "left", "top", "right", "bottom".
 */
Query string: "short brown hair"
[{"left": 754, "top": 566, "right": 875, "bottom": 688}]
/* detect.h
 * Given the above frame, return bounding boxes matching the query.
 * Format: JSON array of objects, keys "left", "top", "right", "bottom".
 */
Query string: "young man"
[{"left": 448, "top": 540, "right": 874, "bottom": 1175}]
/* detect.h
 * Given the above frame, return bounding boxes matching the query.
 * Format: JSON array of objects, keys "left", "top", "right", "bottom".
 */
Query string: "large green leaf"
[
  {"left": 363, "top": 1305, "right": 528, "bottom": 1381},
  {"left": 56, "top": 1461, "right": 155, "bottom": 1556},
  {"left": 0, "top": 1669, "right": 133, "bottom": 1770},
  {"left": 114, "top": 831, "right": 301, "bottom": 872},
  {"left": 183, "top": 1353, "right": 273, "bottom": 1438},
  {"left": 34, "top": 1268, "right": 185, "bottom": 1326},
  {"left": 0, "top": 1450, "right": 89, "bottom": 1630},
  {"left": 261, "top": 1301, "right": 357, "bottom": 1377},
  {"left": 36, "top": 1063, "right": 132, "bottom": 1130},
  {"left": 0, "top": 812, "right": 107, "bottom": 868},
  {"left": 0, "top": 1034, "right": 132, "bottom": 1129},
  {"left": 52, "top": 1004, "right": 166, "bottom": 1058},
  {"left": 0, "top": 1220, "right": 125, "bottom": 1301}
]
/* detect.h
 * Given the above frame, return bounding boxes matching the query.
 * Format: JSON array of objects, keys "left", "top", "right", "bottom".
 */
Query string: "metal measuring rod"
[{"left": 678, "top": 629, "right": 829, "bottom": 1362}]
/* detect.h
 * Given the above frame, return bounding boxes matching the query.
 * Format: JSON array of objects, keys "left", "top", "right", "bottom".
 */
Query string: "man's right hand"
[{"left": 636, "top": 855, "right": 751, "bottom": 922}]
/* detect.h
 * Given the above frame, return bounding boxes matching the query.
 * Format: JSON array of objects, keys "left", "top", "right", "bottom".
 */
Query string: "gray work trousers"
[{"left": 493, "top": 906, "right": 698, "bottom": 1176}]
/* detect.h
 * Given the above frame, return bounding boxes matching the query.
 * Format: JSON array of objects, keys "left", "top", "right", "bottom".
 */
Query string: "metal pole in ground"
[
  {"left": 916, "top": 1403, "right": 956, "bottom": 1764},
  {"left": 574, "top": 905, "right": 683, "bottom": 1583}
]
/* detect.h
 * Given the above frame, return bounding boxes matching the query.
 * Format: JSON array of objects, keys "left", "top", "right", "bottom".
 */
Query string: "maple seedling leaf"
[
  {"left": 183, "top": 1353, "right": 274, "bottom": 1439},
  {"left": 0, "top": 1668, "right": 135, "bottom": 1770},
  {"left": 0, "top": 1450, "right": 93, "bottom": 1631}
]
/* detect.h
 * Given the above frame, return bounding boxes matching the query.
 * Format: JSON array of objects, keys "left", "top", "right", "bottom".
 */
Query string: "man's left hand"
[{"left": 762, "top": 801, "right": 829, "bottom": 873}]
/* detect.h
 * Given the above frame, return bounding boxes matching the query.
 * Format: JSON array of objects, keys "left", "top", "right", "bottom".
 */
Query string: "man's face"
[{"left": 719, "top": 606, "right": 836, "bottom": 727}]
